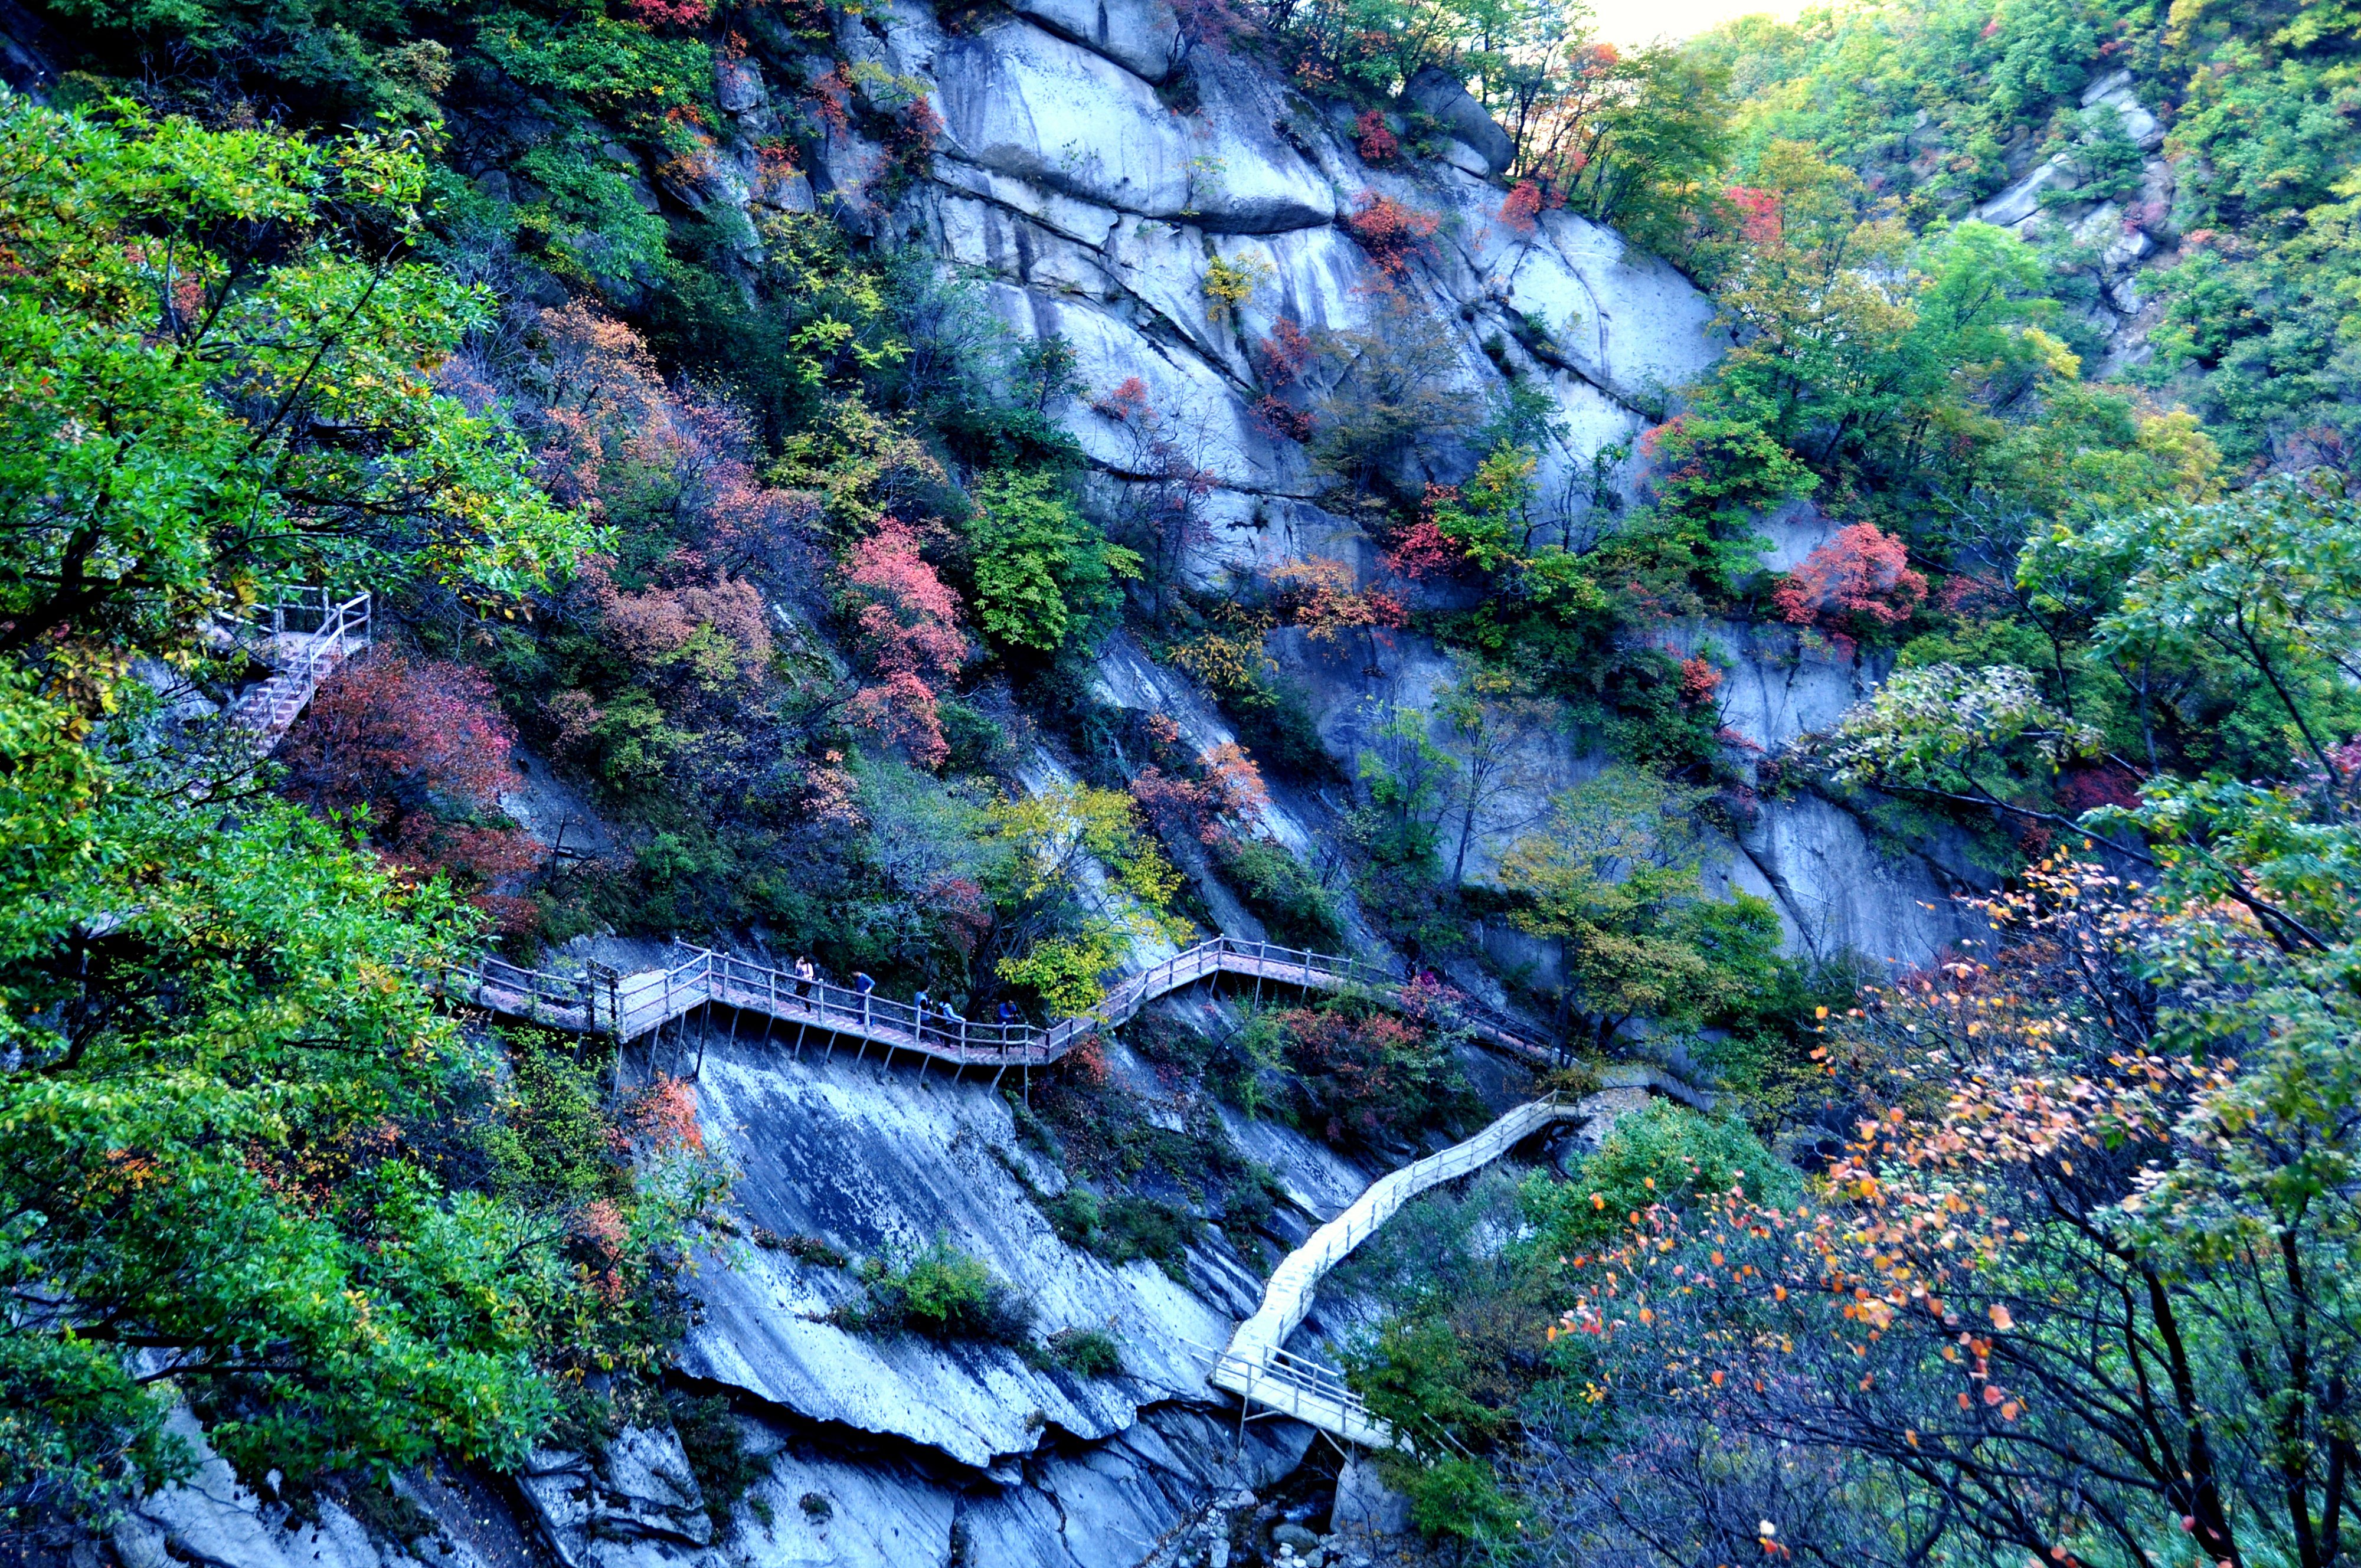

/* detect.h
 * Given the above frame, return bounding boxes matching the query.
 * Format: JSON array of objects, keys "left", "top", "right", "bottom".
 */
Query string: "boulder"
[
  {"left": 934, "top": 19, "right": 1335, "bottom": 231},
  {"left": 1011, "top": 0, "right": 1178, "bottom": 83},
  {"left": 2081, "top": 68, "right": 2164, "bottom": 149},
  {"left": 1330, "top": 1456, "right": 1410, "bottom": 1537},
  {"left": 714, "top": 54, "right": 766, "bottom": 112},
  {"left": 1975, "top": 158, "right": 2071, "bottom": 227},
  {"left": 1404, "top": 64, "right": 1515, "bottom": 176}
]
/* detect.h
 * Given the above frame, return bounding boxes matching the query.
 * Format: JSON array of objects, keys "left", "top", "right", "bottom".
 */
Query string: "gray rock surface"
[
  {"left": 1719, "top": 790, "right": 1983, "bottom": 963},
  {"left": 679, "top": 1034, "right": 1236, "bottom": 1469},
  {"left": 112, "top": 1410, "right": 444, "bottom": 1568},
  {"left": 1976, "top": 158, "right": 2072, "bottom": 227},
  {"left": 1404, "top": 64, "right": 1515, "bottom": 176},
  {"left": 1013, "top": 0, "right": 1179, "bottom": 82}
]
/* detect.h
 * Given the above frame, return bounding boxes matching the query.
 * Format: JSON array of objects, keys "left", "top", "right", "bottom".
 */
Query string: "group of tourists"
[{"left": 784, "top": 955, "right": 1027, "bottom": 1036}]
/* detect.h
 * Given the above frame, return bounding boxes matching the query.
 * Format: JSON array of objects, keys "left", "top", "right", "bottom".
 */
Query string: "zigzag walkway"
[
  {"left": 240, "top": 590, "right": 1710, "bottom": 1448},
  {"left": 1202, "top": 1080, "right": 1659, "bottom": 1450},
  {"left": 442, "top": 936, "right": 1643, "bottom": 1083},
  {"left": 448, "top": 940, "right": 1723, "bottom": 1113},
  {"left": 231, "top": 585, "right": 1718, "bottom": 1454}
]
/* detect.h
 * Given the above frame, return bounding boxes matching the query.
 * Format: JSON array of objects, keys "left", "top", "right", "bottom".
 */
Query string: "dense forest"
[{"left": 1, "top": 0, "right": 2358, "bottom": 1560}]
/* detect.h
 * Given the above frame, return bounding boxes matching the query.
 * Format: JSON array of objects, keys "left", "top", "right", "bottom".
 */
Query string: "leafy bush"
[
  {"left": 1044, "top": 1187, "right": 1194, "bottom": 1279},
  {"left": 839, "top": 1241, "right": 1034, "bottom": 1343},
  {"left": 751, "top": 1229, "right": 848, "bottom": 1268},
  {"left": 663, "top": 1389, "right": 764, "bottom": 1520},
  {"left": 1391, "top": 1454, "right": 1524, "bottom": 1545},
  {"left": 1213, "top": 834, "right": 1342, "bottom": 947},
  {"left": 1041, "top": 1327, "right": 1123, "bottom": 1376},
  {"left": 1271, "top": 996, "right": 1474, "bottom": 1150},
  {"left": 1524, "top": 1102, "right": 1795, "bottom": 1253},
  {"left": 962, "top": 468, "right": 1140, "bottom": 655}
]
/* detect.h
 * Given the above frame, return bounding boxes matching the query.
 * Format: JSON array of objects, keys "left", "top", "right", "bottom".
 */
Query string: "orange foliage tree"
[
  {"left": 1542, "top": 847, "right": 2361, "bottom": 1568},
  {"left": 840, "top": 519, "right": 970, "bottom": 767},
  {"left": 1770, "top": 522, "right": 1927, "bottom": 654}
]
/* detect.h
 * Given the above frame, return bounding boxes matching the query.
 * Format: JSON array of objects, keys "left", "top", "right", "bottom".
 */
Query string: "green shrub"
[
  {"left": 1524, "top": 1102, "right": 1795, "bottom": 1252},
  {"left": 752, "top": 1229, "right": 848, "bottom": 1268},
  {"left": 1389, "top": 1454, "right": 1523, "bottom": 1545},
  {"left": 1097, "top": 1195, "right": 1193, "bottom": 1275},
  {"left": 1044, "top": 1187, "right": 1193, "bottom": 1280},
  {"left": 839, "top": 1240, "right": 1034, "bottom": 1343},
  {"left": 1214, "top": 834, "right": 1342, "bottom": 947},
  {"left": 664, "top": 1389, "right": 765, "bottom": 1519},
  {"left": 1042, "top": 1327, "right": 1123, "bottom": 1376},
  {"left": 479, "top": 1031, "right": 627, "bottom": 1210},
  {"left": 963, "top": 468, "right": 1141, "bottom": 655}
]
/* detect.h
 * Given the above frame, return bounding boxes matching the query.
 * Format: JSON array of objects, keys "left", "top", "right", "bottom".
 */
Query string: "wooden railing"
[
  {"left": 1204, "top": 1091, "right": 1604, "bottom": 1449},
  {"left": 442, "top": 937, "right": 1720, "bottom": 1121},
  {"left": 1196, "top": 1340, "right": 1398, "bottom": 1451},
  {"left": 449, "top": 937, "right": 1414, "bottom": 1062}
]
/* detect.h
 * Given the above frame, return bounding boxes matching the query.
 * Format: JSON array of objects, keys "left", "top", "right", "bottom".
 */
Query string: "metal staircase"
[{"left": 220, "top": 588, "right": 372, "bottom": 750}]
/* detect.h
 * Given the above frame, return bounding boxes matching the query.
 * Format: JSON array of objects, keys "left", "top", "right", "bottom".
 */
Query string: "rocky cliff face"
[
  {"left": 110, "top": 1015, "right": 1389, "bottom": 1568},
  {"left": 702, "top": 0, "right": 1980, "bottom": 967},
  {"left": 87, "top": 13, "right": 1992, "bottom": 1567}
]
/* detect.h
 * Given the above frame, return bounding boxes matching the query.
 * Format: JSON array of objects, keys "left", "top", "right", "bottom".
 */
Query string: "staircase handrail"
[
  {"left": 434, "top": 933, "right": 1718, "bottom": 1106},
  {"left": 222, "top": 587, "right": 372, "bottom": 732}
]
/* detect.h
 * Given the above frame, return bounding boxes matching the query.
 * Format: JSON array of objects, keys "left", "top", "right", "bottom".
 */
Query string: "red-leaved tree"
[
  {"left": 1498, "top": 179, "right": 1544, "bottom": 235},
  {"left": 841, "top": 519, "right": 970, "bottom": 767},
  {"left": 1770, "top": 523, "right": 1926, "bottom": 652},
  {"left": 1344, "top": 192, "right": 1440, "bottom": 277},
  {"left": 281, "top": 651, "right": 539, "bottom": 922},
  {"left": 1271, "top": 557, "right": 1407, "bottom": 674}
]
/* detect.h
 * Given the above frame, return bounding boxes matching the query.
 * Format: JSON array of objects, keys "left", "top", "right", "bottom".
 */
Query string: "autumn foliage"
[
  {"left": 1276, "top": 1004, "right": 1458, "bottom": 1149},
  {"left": 1770, "top": 523, "right": 1926, "bottom": 641},
  {"left": 1343, "top": 192, "right": 1440, "bottom": 276},
  {"left": 1546, "top": 846, "right": 2361, "bottom": 1568},
  {"left": 624, "top": 0, "right": 710, "bottom": 24},
  {"left": 841, "top": 519, "right": 970, "bottom": 766},
  {"left": 1384, "top": 506, "right": 1466, "bottom": 581},
  {"left": 1498, "top": 179, "right": 1544, "bottom": 235},
  {"left": 281, "top": 651, "right": 538, "bottom": 921},
  {"left": 1270, "top": 557, "right": 1408, "bottom": 646}
]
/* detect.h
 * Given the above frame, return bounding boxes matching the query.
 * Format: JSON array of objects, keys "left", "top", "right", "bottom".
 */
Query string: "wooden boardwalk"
[
  {"left": 1206, "top": 1086, "right": 1649, "bottom": 1450},
  {"left": 450, "top": 938, "right": 1460, "bottom": 1072},
  {"left": 223, "top": 589, "right": 372, "bottom": 749},
  {"left": 447, "top": 941, "right": 1718, "bottom": 1112}
]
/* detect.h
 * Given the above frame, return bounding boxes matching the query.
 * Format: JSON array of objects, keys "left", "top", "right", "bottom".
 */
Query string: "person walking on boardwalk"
[
  {"left": 912, "top": 987, "right": 931, "bottom": 1042},
  {"left": 794, "top": 955, "right": 816, "bottom": 1002},
  {"left": 996, "top": 999, "right": 1021, "bottom": 1030}
]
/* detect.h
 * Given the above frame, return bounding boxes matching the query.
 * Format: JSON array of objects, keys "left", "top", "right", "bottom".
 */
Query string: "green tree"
[
  {"left": 982, "top": 783, "right": 1188, "bottom": 1015},
  {"left": 2040, "top": 470, "right": 2361, "bottom": 779},
  {"left": 1499, "top": 765, "right": 1780, "bottom": 1052},
  {"left": 962, "top": 469, "right": 1140, "bottom": 654},
  {"left": 0, "top": 98, "right": 681, "bottom": 1530},
  {"left": 0, "top": 97, "right": 584, "bottom": 669},
  {"left": 1506, "top": 43, "right": 1732, "bottom": 254}
]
